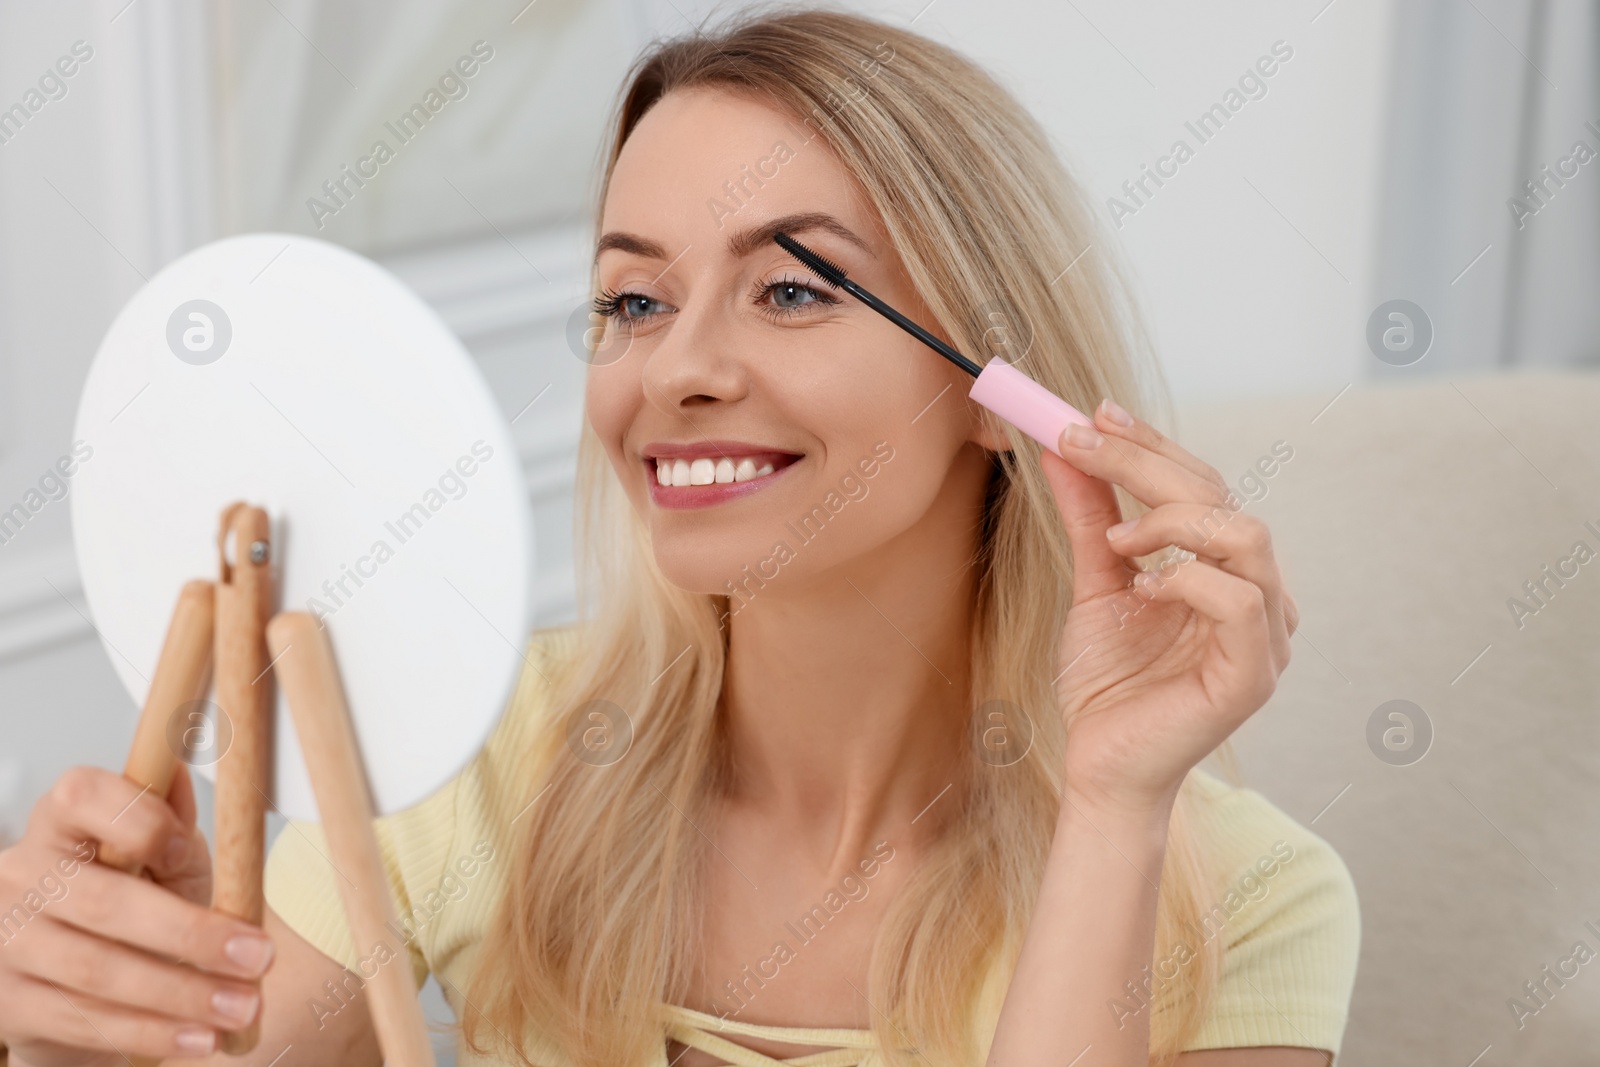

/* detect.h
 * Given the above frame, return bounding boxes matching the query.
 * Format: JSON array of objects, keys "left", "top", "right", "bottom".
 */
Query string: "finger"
[
  {"left": 152, "top": 816, "right": 215, "bottom": 907},
  {"left": 46, "top": 861, "right": 275, "bottom": 981},
  {"left": 1094, "top": 398, "right": 1235, "bottom": 499},
  {"left": 3, "top": 971, "right": 220, "bottom": 1060},
  {"left": 1105, "top": 502, "right": 1292, "bottom": 670},
  {"left": 1123, "top": 559, "right": 1278, "bottom": 721},
  {"left": 1257, "top": 587, "right": 1297, "bottom": 673},
  {"left": 7, "top": 915, "right": 262, "bottom": 1033},
  {"left": 1039, "top": 446, "right": 1137, "bottom": 602},
  {"left": 1059, "top": 413, "right": 1233, "bottom": 513},
  {"left": 35, "top": 766, "right": 190, "bottom": 880},
  {"left": 1086, "top": 400, "right": 1299, "bottom": 641}
]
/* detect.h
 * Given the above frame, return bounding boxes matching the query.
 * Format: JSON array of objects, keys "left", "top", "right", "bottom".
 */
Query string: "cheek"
[
  {"left": 585, "top": 362, "right": 639, "bottom": 463},
  {"left": 776, "top": 336, "right": 949, "bottom": 445},
  {"left": 779, "top": 421, "right": 959, "bottom": 563},
  {"left": 786, "top": 359, "right": 964, "bottom": 488}
]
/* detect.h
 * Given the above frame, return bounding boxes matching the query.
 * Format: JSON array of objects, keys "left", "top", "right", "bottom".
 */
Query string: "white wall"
[{"left": 889, "top": 0, "right": 1395, "bottom": 404}]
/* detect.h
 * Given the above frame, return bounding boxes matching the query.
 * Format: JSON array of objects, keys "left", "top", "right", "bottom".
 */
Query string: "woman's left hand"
[{"left": 1041, "top": 398, "right": 1298, "bottom": 819}]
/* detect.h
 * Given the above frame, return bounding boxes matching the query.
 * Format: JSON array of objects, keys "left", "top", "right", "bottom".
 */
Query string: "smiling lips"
[{"left": 642, "top": 443, "right": 802, "bottom": 509}]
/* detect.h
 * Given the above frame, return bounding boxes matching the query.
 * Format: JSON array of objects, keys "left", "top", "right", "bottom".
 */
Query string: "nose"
[{"left": 638, "top": 296, "right": 750, "bottom": 417}]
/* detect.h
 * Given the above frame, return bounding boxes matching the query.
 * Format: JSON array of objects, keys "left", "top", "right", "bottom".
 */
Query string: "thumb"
[{"left": 1040, "top": 447, "right": 1134, "bottom": 604}]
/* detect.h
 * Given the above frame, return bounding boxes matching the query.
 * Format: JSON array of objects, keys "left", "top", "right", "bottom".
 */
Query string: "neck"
[{"left": 718, "top": 448, "right": 988, "bottom": 876}]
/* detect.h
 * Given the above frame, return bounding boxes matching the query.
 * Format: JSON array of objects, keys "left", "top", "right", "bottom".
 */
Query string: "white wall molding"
[{"left": 0, "top": 542, "right": 87, "bottom": 665}]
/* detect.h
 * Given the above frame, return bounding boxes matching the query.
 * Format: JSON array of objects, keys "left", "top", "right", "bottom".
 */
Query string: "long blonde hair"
[{"left": 462, "top": 6, "right": 1222, "bottom": 1064}]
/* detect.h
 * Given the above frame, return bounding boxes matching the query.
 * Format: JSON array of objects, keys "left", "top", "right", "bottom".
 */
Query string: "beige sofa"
[{"left": 1177, "top": 370, "right": 1600, "bottom": 1065}]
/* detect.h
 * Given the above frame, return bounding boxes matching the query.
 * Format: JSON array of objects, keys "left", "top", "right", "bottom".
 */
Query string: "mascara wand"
[{"left": 773, "top": 231, "right": 1094, "bottom": 458}]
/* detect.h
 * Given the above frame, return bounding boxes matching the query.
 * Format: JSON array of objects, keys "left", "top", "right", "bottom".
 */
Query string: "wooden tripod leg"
[
  {"left": 213, "top": 505, "right": 273, "bottom": 1055},
  {"left": 98, "top": 578, "right": 215, "bottom": 1067},
  {"left": 99, "top": 579, "right": 215, "bottom": 873},
  {"left": 265, "top": 612, "right": 437, "bottom": 1067}
]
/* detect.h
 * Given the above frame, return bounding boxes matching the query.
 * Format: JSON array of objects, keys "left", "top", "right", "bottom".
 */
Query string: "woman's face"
[{"left": 586, "top": 87, "right": 1005, "bottom": 598}]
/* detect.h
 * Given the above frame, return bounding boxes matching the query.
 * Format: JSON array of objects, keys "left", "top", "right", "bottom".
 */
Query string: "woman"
[{"left": 0, "top": 7, "right": 1359, "bottom": 1066}]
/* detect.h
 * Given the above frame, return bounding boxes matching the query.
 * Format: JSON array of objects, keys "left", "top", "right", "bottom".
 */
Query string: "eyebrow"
[{"left": 594, "top": 211, "right": 875, "bottom": 265}]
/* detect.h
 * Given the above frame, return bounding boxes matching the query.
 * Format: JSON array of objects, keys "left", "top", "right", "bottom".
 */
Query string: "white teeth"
[{"left": 653, "top": 454, "right": 789, "bottom": 487}]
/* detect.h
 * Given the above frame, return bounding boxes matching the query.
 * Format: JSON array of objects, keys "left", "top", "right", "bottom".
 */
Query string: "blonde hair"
[{"left": 462, "top": 6, "right": 1224, "bottom": 1064}]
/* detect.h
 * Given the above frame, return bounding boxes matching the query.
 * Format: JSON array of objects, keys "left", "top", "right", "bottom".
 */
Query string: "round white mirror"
[{"left": 71, "top": 233, "right": 535, "bottom": 820}]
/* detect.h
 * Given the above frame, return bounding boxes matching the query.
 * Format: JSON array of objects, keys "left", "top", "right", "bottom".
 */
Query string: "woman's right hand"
[{"left": 0, "top": 762, "right": 276, "bottom": 1065}]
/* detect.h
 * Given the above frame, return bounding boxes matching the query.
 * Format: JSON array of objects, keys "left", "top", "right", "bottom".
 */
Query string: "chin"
[
  {"left": 650, "top": 537, "right": 763, "bottom": 598},
  {"left": 655, "top": 515, "right": 824, "bottom": 603}
]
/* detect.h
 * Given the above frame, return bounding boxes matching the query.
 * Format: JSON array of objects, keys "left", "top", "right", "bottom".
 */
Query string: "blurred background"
[{"left": 1, "top": 0, "right": 1597, "bottom": 1063}]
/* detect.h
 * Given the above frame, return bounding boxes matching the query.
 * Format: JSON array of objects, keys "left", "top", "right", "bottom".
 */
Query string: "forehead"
[{"left": 600, "top": 86, "right": 870, "bottom": 241}]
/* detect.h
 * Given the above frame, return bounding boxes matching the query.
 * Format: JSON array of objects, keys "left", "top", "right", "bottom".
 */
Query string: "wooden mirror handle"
[{"left": 211, "top": 504, "right": 273, "bottom": 1055}]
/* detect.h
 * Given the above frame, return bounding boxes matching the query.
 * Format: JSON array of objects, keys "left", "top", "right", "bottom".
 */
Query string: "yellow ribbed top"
[{"left": 264, "top": 623, "right": 1360, "bottom": 1065}]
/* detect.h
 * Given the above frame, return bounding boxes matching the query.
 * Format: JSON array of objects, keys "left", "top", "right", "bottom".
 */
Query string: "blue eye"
[
  {"left": 590, "top": 274, "right": 839, "bottom": 332},
  {"left": 591, "top": 288, "right": 663, "bottom": 328},
  {"left": 755, "top": 276, "right": 837, "bottom": 318}
]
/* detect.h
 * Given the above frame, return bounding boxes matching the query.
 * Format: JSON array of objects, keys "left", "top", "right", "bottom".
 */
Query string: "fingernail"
[
  {"left": 212, "top": 988, "right": 261, "bottom": 1026},
  {"left": 225, "top": 934, "right": 275, "bottom": 975},
  {"left": 1100, "top": 397, "right": 1134, "bottom": 426},
  {"left": 1064, "top": 422, "right": 1102, "bottom": 449},
  {"left": 174, "top": 1027, "right": 216, "bottom": 1054},
  {"left": 165, "top": 832, "right": 189, "bottom": 869},
  {"left": 1106, "top": 517, "right": 1139, "bottom": 540}
]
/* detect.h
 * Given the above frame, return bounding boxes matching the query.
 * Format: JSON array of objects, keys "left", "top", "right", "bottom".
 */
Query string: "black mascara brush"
[{"left": 773, "top": 231, "right": 1094, "bottom": 458}]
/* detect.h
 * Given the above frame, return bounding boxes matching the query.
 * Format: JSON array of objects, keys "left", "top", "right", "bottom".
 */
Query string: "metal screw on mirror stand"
[{"left": 249, "top": 540, "right": 270, "bottom": 565}]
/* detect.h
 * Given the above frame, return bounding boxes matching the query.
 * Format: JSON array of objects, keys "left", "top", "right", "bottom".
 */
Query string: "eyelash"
[{"left": 590, "top": 274, "right": 839, "bottom": 331}]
